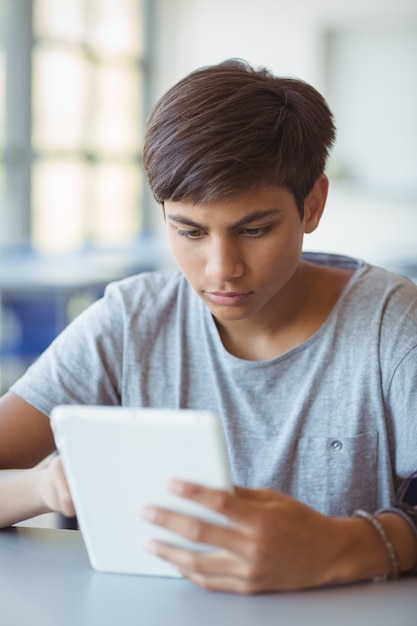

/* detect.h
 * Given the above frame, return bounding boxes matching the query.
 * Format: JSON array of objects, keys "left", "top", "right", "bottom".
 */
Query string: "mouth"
[{"left": 204, "top": 291, "right": 252, "bottom": 306}]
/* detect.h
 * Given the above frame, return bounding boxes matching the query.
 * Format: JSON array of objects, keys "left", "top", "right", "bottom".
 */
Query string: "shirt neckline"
[{"left": 200, "top": 253, "right": 367, "bottom": 367}]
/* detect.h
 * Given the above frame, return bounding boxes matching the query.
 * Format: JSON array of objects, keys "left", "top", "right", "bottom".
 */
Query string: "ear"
[{"left": 303, "top": 174, "right": 328, "bottom": 234}]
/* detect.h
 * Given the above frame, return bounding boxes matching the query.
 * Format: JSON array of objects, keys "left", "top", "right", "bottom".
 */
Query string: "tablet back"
[{"left": 50, "top": 406, "right": 233, "bottom": 577}]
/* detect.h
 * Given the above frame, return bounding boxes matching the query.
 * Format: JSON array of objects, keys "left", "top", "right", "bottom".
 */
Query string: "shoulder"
[
  {"left": 103, "top": 269, "right": 192, "bottom": 312},
  {"left": 339, "top": 259, "right": 417, "bottom": 364},
  {"left": 353, "top": 262, "right": 417, "bottom": 311},
  {"left": 49, "top": 270, "right": 194, "bottom": 343},
  {"left": 304, "top": 251, "right": 417, "bottom": 349},
  {"left": 106, "top": 268, "right": 185, "bottom": 296},
  {"left": 302, "top": 251, "right": 362, "bottom": 272},
  {"left": 337, "top": 255, "right": 417, "bottom": 326},
  {"left": 94, "top": 269, "right": 202, "bottom": 335},
  {"left": 303, "top": 251, "right": 417, "bottom": 302}
]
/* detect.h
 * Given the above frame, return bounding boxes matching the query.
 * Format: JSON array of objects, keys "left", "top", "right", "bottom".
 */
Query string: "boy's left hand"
[{"left": 140, "top": 480, "right": 338, "bottom": 594}]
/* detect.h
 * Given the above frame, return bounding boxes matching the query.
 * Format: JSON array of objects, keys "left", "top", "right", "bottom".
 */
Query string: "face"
[{"left": 165, "top": 181, "right": 326, "bottom": 330}]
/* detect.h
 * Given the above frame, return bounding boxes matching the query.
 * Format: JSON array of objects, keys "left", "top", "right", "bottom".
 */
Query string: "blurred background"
[{"left": 0, "top": 0, "right": 416, "bottom": 392}]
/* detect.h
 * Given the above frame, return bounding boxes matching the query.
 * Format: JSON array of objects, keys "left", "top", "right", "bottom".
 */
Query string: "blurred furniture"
[
  {"left": 392, "top": 263, "right": 417, "bottom": 285},
  {"left": 0, "top": 239, "right": 159, "bottom": 393}
]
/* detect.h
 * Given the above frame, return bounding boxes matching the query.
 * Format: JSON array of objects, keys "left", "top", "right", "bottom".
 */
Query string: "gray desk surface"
[{"left": 1, "top": 527, "right": 416, "bottom": 626}]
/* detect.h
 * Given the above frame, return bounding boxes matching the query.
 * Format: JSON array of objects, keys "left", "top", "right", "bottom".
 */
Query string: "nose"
[{"left": 205, "top": 236, "right": 244, "bottom": 282}]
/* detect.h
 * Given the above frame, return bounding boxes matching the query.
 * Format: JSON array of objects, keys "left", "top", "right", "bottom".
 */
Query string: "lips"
[{"left": 204, "top": 291, "right": 252, "bottom": 306}]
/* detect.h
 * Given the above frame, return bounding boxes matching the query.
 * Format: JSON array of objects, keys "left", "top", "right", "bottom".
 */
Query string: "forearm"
[
  {"left": 325, "top": 512, "right": 417, "bottom": 585},
  {"left": 0, "top": 468, "right": 50, "bottom": 529}
]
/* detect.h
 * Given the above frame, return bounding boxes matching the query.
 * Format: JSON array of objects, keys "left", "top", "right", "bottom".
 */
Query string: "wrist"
[
  {"left": 375, "top": 512, "right": 417, "bottom": 574},
  {"left": 323, "top": 512, "right": 417, "bottom": 585},
  {"left": 32, "top": 465, "right": 53, "bottom": 514},
  {"left": 0, "top": 467, "right": 51, "bottom": 528}
]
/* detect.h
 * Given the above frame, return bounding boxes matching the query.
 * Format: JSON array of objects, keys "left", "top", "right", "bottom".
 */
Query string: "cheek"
[
  {"left": 167, "top": 233, "right": 184, "bottom": 265},
  {"left": 169, "top": 241, "right": 201, "bottom": 278},
  {"left": 258, "top": 233, "right": 303, "bottom": 278}
]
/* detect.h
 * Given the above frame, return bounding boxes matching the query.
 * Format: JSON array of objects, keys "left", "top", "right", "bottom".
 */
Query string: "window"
[
  {"left": 0, "top": 0, "right": 151, "bottom": 254},
  {"left": 0, "top": 2, "right": 5, "bottom": 246}
]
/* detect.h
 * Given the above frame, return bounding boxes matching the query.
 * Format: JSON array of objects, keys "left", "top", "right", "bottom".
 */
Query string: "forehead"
[{"left": 164, "top": 184, "right": 297, "bottom": 223}]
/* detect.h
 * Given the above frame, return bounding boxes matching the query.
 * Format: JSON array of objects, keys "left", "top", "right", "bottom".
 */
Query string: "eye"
[
  {"left": 177, "top": 229, "right": 204, "bottom": 239},
  {"left": 241, "top": 226, "right": 271, "bottom": 237}
]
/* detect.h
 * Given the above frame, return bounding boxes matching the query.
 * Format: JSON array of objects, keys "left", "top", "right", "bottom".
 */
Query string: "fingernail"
[
  {"left": 140, "top": 505, "right": 156, "bottom": 521},
  {"left": 168, "top": 478, "right": 184, "bottom": 494},
  {"left": 144, "top": 539, "right": 158, "bottom": 554}
]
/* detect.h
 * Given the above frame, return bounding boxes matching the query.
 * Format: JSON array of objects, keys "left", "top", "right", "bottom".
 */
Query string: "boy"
[{"left": 0, "top": 60, "right": 416, "bottom": 593}]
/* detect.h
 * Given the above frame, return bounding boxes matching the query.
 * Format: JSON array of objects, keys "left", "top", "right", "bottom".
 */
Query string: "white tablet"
[{"left": 50, "top": 405, "right": 233, "bottom": 577}]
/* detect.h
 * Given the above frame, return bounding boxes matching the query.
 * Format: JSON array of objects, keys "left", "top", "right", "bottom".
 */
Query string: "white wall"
[
  {"left": 151, "top": 0, "right": 416, "bottom": 97},
  {"left": 149, "top": 0, "right": 417, "bottom": 272}
]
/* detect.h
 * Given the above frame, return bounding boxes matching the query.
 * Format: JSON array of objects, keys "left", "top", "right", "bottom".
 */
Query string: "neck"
[{"left": 213, "top": 262, "right": 354, "bottom": 361}]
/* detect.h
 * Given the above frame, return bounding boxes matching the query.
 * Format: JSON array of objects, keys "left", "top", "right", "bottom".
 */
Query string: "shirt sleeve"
[{"left": 385, "top": 344, "right": 417, "bottom": 481}]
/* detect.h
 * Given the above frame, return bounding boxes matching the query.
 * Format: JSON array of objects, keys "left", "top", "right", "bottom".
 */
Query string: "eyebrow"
[{"left": 166, "top": 209, "right": 282, "bottom": 231}]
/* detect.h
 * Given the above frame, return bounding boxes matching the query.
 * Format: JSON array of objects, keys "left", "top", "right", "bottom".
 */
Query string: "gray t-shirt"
[{"left": 11, "top": 253, "right": 417, "bottom": 517}]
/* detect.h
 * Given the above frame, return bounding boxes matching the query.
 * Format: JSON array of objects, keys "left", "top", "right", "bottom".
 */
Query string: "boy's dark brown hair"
[{"left": 143, "top": 59, "right": 336, "bottom": 218}]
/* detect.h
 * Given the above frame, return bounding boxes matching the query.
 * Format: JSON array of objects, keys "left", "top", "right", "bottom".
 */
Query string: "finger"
[
  {"left": 167, "top": 480, "right": 276, "bottom": 525},
  {"left": 141, "top": 504, "right": 246, "bottom": 554},
  {"left": 183, "top": 570, "right": 261, "bottom": 594},
  {"left": 144, "top": 541, "right": 260, "bottom": 594},
  {"left": 145, "top": 539, "right": 245, "bottom": 578}
]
